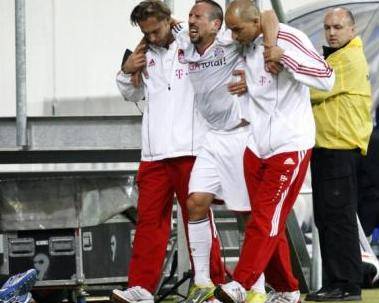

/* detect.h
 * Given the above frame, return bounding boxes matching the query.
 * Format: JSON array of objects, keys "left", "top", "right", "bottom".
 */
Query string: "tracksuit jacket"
[{"left": 116, "top": 40, "right": 207, "bottom": 161}]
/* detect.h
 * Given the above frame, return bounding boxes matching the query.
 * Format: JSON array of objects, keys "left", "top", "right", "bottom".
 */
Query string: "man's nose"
[{"left": 149, "top": 33, "right": 157, "bottom": 43}]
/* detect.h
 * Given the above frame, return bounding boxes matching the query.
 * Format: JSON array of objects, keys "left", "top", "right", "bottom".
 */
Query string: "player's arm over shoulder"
[{"left": 261, "top": 10, "right": 279, "bottom": 48}]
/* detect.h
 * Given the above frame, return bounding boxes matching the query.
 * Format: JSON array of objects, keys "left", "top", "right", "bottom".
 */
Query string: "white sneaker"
[
  {"left": 266, "top": 290, "right": 300, "bottom": 303},
  {"left": 111, "top": 286, "right": 154, "bottom": 303},
  {"left": 5, "top": 292, "right": 32, "bottom": 303},
  {"left": 0, "top": 269, "right": 37, "bottom": 301},
  {"left": 214, "top": 281, "right": 246, "bottom": 303}
]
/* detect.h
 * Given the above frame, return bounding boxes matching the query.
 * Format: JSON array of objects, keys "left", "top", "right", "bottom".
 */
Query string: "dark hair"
[
  {"left": 195, "top": 0, "right": 224, "bottom": 27},
  {"left": 130, "top": 0, "right": 171, "bottom": 26}
]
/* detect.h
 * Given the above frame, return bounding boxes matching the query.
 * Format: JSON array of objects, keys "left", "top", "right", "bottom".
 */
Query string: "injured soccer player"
[{"left": 171, "top": 1, "right": 280, "bottom": 303}]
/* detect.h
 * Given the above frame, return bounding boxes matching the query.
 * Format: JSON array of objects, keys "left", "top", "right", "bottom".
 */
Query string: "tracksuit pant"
[
  {"left": 234, "top": 148, "right": 311, "bottom": 291},
  {"left": 127, "top": 156, "right": 224, "bottom": 293}
]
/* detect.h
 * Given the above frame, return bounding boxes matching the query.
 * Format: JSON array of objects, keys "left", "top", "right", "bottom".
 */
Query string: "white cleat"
[
  {"left": 111, "top": 286, "right": 154, "bottom": 303},
  {"left": 266, "top": 290, "right": 301, "bottom": 303},
  {"left": 213, "top": 281, "right": 246, "bottom": 303}
]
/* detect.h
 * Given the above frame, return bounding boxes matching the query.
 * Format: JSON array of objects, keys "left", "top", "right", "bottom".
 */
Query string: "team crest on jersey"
[
  {"left": 178, "top": 49, "right": 186, "bottom": 63},
  {"left": 213, "top": 47, "right": 224, "bottom": 59},
  {"left": 148, "top": 58, "right": 155, "bottom": 67}
]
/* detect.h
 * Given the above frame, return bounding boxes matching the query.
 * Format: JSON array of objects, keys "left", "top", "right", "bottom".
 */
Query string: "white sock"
[
  {"left": 250, "top": 273, "right": 266, "bottom": 294},
  {"left": 189, "top": 218, "right": 213, "bottom": 286}
]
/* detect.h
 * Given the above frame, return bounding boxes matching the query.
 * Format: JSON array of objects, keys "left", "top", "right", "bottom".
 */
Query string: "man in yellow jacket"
[{"left": 306, "top": 7, "right": 372, "bottom": 302}]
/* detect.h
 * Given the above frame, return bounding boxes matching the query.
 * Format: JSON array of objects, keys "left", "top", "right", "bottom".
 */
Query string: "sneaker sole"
[
  {"left": 186, "top": 288, "right": 215, "bottom": 303},
  {"left": 8, "top": 292, "right": 32, "bottom": 303},
  {"left": 111, "top": 292, "right": 153, "bottom": 303},
  {"left": 214, "top": 286, "right": 236, "bottom": 303},
  {"left": 111, "top": 292, "right": 132, "bottom": 303}
]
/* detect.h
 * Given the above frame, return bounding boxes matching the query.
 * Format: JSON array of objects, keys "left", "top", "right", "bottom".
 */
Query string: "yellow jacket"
[{"left": 311, "top": 36, "right": 372, "bottom": 155}]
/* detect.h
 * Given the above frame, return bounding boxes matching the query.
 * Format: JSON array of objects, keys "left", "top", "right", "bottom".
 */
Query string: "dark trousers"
[
  {"left": 358, "top": 129, "right": 379, "bottom": 235},
  {"left": 311, "top": 148, "right": 362, "bottom": 292}
]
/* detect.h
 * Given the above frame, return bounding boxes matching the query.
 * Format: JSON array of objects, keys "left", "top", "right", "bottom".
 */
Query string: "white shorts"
[{"left": 189, "top": 126, "right": 251, "bottom": 211}]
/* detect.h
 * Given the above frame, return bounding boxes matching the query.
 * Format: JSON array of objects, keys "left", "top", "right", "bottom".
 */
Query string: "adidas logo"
[
  {"left": 283, "top": 158, "right": 295, "bottom": 165},
  {"left": 148, "top": 59, "right": 155, "bottom": 67}
]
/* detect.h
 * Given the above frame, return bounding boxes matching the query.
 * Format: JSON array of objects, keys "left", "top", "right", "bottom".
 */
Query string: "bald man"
[
  {"left": 213, "top": 1, "right": 335, "bottom": 303},
  {"left": 306, "top": 8, "right": 372, "bottom": 301}
]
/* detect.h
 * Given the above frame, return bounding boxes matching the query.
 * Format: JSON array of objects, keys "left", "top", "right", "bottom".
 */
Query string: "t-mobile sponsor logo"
[{"left": 176, "top": 69, "right": 184, "bottom": 79}]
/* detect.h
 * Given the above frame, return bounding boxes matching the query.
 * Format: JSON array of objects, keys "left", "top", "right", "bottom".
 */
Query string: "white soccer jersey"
[
  {"left": 173, "top": 26, "right": 252, "bottom": 130},
  {"left": 244, "top": 23, "right": 335, "bottom": 159},
  {"left": 116, "top": 40, "right": 208, "bottom": 161}
]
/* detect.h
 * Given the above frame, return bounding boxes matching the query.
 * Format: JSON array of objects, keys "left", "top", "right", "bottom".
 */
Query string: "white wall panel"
[{"left": 0, "top": 0, "right": 372, "bottom": 116}]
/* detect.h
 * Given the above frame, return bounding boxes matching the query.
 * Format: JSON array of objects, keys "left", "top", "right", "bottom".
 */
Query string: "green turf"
[{"left": 158, "top": 288, "right": 379, "bottom": 303}]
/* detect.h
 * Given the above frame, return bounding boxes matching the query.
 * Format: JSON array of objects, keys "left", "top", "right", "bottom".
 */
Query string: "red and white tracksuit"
[
  {"left": 233, "top": 23, "right": 335, "bottom": 291},
  {"left": 116, "top": 39, "right": 224, "bottom": 292}
]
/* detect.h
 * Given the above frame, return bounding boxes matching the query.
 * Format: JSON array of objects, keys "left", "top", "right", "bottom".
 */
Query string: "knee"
[{"left": 186, "top": 193, "right": 213, "bottom": 221}]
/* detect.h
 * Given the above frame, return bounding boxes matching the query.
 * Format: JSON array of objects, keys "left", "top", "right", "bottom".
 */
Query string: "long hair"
[{"left": 130, "top": 0, "right": 171, "bottom": 26}]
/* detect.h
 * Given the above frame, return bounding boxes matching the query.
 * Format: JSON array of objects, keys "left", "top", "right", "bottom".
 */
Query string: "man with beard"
[{"left": 171, "top": 1, "right": 279, "bottom": 302}]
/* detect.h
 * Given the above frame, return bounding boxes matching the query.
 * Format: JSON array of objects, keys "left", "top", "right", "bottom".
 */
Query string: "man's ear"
[
  {"left": 351, "top": 25, "right": 356, "bottom": 36},
  {"left": 214, "top": 19, "right": 222, "bottom": 31}
]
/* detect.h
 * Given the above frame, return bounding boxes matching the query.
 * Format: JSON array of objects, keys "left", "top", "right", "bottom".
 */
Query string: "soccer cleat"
[
  {"left": 214, "top": 281, "right": 246, "bottom": 303},
  {"left": 246, "top": 290, "right": 267, "bottom": 303},
  {"left": 266, "top": 290, "right": 301, "bottom": 303},
  {"left": 111, "top": 286, "right": 154, "bottom": 303},
  {"left": 0, "top": 269, "right": 37, "bottom": 302},
  {"left": 186, "top": 284, "right": 216, "bottom": 303}
]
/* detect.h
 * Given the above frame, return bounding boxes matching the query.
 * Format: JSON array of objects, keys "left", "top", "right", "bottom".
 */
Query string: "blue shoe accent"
[
  {"left": 0, "top": 269, "right": 37, "bottom": 301},
  {"left": 5, "top": 292, "right": 32, "bottom": 303}
]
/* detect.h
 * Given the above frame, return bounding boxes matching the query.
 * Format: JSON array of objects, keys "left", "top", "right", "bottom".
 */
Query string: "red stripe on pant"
[
  {"left": 128, "top": 156, "right": 224, "bottom": 293},
  {"left": 234, "top": 148, "right": 311, "bottom": 291}
]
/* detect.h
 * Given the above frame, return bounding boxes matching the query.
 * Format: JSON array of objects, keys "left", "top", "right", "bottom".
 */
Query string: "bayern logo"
[{"left": 213, "top": 47, "right": 224, "bottom": 58}]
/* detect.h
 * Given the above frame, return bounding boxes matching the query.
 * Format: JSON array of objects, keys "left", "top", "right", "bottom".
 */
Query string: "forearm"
[{"left": 261, "top": 10, "right": 279, "bottom": 47}]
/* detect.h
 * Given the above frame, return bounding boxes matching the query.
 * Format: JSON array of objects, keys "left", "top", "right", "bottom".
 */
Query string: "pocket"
[{"left": 321, "top": 167, "right": 353, "bottom": 209}]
